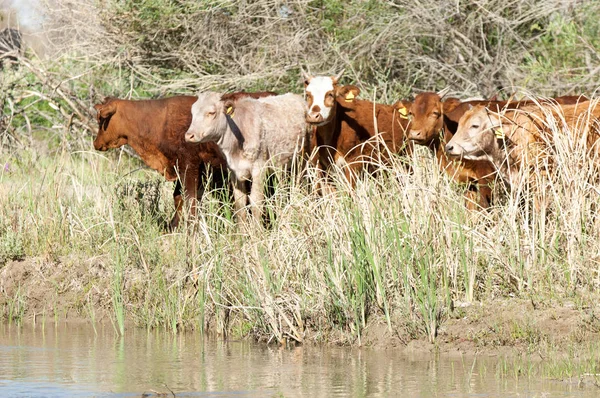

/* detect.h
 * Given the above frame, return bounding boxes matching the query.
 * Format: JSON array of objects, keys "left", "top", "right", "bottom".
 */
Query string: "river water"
[{"left": 0, "top": 322, "right": 595, "bottom": 397}]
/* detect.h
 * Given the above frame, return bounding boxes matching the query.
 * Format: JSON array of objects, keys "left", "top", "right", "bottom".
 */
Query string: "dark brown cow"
[
  {"left": 303, "top": 73, "right": 412, "bottom": 184},
  {"left": 93, "top": 91, "right": 275, "bottom": 229}
]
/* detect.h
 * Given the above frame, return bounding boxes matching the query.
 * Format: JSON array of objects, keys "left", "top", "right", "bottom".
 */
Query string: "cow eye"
[
  {"left": 432, "top": 111, "right": 441, "bottom": 117},
  {"left": 207, "top": 111, "right": 216, "bottom": 116},
  {"left": 471, "top": 124, "right": 480, "bottom": 129}
]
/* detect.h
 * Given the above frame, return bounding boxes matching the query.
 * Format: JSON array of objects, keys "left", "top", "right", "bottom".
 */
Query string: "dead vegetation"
[{"left": 2, "top": 1, "right": 600, "bottom": 352}]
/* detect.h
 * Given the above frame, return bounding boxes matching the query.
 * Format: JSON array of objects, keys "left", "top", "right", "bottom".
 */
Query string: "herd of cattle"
[{"left": 92, "top": 71, "right": 598, "bottom": 228}]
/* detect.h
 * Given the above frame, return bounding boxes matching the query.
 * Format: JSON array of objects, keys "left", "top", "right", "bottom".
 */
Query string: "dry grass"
[{"left": 1, "top": 0, "right": 600, "bottom": 349}]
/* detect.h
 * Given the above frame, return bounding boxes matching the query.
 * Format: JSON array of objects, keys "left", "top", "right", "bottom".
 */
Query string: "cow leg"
[
  {"left": 195, "top": 163, "right": 208, "bottom": 202},
  {"left": 233, "top": 179, "right": 248, "bottom": 222},
  {"left": 169, "top": 180, "right": 183, "bottom": 230},
  {"left": 340, "top": 154, "right": 361, "bottom": 188},
  {"left": 182, "top": 166, "right": 200, "bottom": 222},
  {"left": 209, "top": 166, "right": 228, "bottom": 192},
  {"left": 477, "top": 184, "right": 493, "bottom": 209},
  {"left": 463, "top": 182, "right": 491, "bottom": 210},
  {"left": 309, "top": 147, "right": 331, "bottom": 195},
  {"left": 249, "top": 170, "right": 265, "bottom": 222},
  {"left": 463, "top": 190, "right": 480, "bottom": 211}
]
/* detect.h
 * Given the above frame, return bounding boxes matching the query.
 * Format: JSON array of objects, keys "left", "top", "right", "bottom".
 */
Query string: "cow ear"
[
  {"left": 94, "top": 101, "right": 117, "bottom": 119},
  {"left": 222, "top": 99, "right": 235, "bottom": 115},
  {"left": 437, "top": 87, "right": 450, "bottom": 100},
  {"left": 394, "top": 101, "right": 410, "bottom": 118},
  {"left": 337, "top": 85, "right": 360, "bottom": 102},
  {"left": 332, "top": 69, "right": 345, "bottom": 85},
  {"left": 442, "top": 97, "right": 461, "bottom": 113}
]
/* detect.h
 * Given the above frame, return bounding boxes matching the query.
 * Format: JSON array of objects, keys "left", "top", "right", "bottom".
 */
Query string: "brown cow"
[
  {"left": 93, "top": 91, "right": 275, "bottom": 229},
  {"left": 405, "top": 92, "right": 505, "bottom": 208},
  {"left": 303, "top": 72, "right": 412, "bottom": 185},
  {"left": 445, "top": 100, "right": 599, "bottom": 188}
]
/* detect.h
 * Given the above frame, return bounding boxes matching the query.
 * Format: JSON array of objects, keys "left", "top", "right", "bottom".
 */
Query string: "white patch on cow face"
[
  {"left": 185, "top": 92, "right": 223, "bottom": 143},
  {"left": 447, "top": 111, "right": 499, "bottom": 161},
  {"left": 305, "top": 76, "right": 336, "bottom": 125}
]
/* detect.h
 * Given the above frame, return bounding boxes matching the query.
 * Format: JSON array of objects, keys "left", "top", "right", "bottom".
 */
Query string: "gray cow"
[
  {"left": 0, "top": 28, "right": 22, "bottom": 67},
  {"left": 185, "top": 92, "right": 309, "bottom": 221}
]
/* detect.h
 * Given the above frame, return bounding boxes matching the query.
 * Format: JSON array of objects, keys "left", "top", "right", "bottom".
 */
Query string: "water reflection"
[{"left": 0, "top": 323, "right": 595, "bottom": 397}]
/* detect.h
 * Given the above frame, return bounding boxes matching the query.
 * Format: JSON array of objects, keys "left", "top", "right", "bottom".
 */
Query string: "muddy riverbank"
[{"left": 2, "top": 257, "right": 599, "bottom": 359}]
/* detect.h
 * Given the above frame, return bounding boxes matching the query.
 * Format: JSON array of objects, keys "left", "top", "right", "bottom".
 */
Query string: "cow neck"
[
  {"left": 315, "top": 101, "right": 340, "bottom": 148},
  {"left": 122, "top": 104, "right": 158, "bottom": 145},
  {"left": 429, "top": 113, "right": 454, "bottom": 170},
  {"left": 224, "top": 115, "right": 246, "bottom": 154},
  {"left": 118, "top": 101, "right": 176, "bottom": 177},
  {"left": 490, "top": 126, "right": 520, "bottom": 188}
]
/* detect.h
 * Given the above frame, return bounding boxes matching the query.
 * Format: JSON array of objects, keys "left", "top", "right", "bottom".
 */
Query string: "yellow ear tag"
[
  {"left": 226, "top": 106, "right": 234, "bottom": 117},
  {"left": 397, "top": 106, "right": 409, "bottom": 119},
  {"left": 345, "top": 91, "right": 355, "bottom": 102},
  {"left": 494, "top": 128, "right": 504, "bottom": 139}
]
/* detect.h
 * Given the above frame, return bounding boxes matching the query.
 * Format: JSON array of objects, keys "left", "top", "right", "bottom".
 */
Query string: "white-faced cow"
[{"left": 303, "top": 71, "right": 413, "bottom": 185}]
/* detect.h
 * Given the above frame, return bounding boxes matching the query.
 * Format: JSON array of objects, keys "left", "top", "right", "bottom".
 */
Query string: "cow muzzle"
[
  {"left": 407, "top": 129, "right": 425, "bottom": 142},
  {"left": 445, "top": 143, "right": 462, "bottom": 157},
  {"left": 306, "top": 112, "right": 324, "bottom": 124},
  {"left": 185, "top": 131, "right": 200, "bottom": 143},
  {"left": 93, "top": 140, "right": 107, "bottom": 151}
]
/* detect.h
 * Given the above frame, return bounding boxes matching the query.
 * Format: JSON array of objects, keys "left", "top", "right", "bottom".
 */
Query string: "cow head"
[
  {"left": 406, "top": 90, "right": 452, "bottom": 145},
  {"left": 303, "top": 70, "right": 344, "bottom": 125},
  {"left": 93, "top": 98, "right": 126, "bottom": 151},
  {"left": 445, "top": 105, "right": 503, "bottom": 161},
  {"left": 185, "top": 91, "right": 226, "bottom": 144}
]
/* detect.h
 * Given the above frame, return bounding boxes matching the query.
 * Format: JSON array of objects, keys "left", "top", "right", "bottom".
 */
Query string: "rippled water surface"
[{"left": 0, "top": 323, "right": 595, "bottom": 397}]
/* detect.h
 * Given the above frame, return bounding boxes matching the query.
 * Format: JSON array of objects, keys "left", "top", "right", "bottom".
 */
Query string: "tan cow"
[{"left": 445, "top": 100, "right": 599, "bottom": 187}]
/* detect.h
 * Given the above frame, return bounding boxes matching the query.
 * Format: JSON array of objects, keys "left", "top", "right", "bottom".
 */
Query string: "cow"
[
  {"left": 445, "top": 100, "right": 599, "bottom": 188},
  {"left": 93, "top": 91, "right": 275, "bottom": 229},
  {"left": 405, "top": 92, "right": 590, "bottom": 207},
  {"left": 0, "top": 28, "right": 22, "bottom": 67},
  {"left": 303, "top": 71, "right": 412, "bottom": 185},
  {"left": 184, "top": 92, "right": 310, "bottom": 221},
  {"left": 405, "top": 91, "right": 509, "bottom": 208}
]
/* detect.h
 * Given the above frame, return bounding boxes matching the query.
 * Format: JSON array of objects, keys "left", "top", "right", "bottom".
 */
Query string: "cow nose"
[
  {"left": 408, "top": 130, "right": 422, "bottom": 140},
  {"left": 185, "top": 132, "right": 194, "bottom": 141},
  {"left": 93, "top": 141, "right": 106, "bottom": 151},
  {"left": 445, "top": 144, "right": 454, "bottom": 154},
  {"left": 306, "top": 113, "right": 323, "bottom": 124}
]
